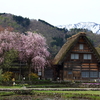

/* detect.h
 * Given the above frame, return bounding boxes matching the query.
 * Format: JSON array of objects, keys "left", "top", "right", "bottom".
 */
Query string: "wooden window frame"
[
  {"left": 79, "top": 44, "right": 84, "bottom": 50},
  {"left": 90, "top": 71, "right": 98, "bottom": 78},
  {"left": 82, "top": 72, "right": 89, "bottom": 78},
  {"left": 71, "top": 54, "right": 79, "bottom": 59},
  {"left": 83, "top": 54, "right": 91, "bottom": 60},
  {"left": 68, "top": 71, "right": 72, "bottom": 74}
]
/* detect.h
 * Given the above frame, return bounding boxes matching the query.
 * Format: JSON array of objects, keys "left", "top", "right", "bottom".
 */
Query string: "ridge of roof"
[{"left": 67, "top": 32, "right": 86, "bottom": 41}]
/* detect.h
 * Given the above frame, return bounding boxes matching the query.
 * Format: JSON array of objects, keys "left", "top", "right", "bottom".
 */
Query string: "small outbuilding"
[{"left": 52, "top": 32, "right": 100, "bottom": 81}]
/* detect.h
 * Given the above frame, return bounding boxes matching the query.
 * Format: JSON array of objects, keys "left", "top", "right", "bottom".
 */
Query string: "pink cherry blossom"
[{"left": 0, "top": 30, "right": 50, "bottom": 72}]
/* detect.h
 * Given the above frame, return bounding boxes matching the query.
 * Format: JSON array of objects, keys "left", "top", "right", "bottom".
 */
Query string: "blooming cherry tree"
[
  {"left": 0, "top": 30, "right": 19, "bottom": 64},
  {"left": 0, "top": 30, "right": 50, "bottom": 74},
  {"left": 15, "top": 32, "right": 50, "bottom": 73}
]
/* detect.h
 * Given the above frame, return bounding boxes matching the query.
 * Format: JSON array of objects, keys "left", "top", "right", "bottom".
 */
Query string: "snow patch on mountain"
[{"left": 57, "top": 22, "right": 100, "bottom": 34}]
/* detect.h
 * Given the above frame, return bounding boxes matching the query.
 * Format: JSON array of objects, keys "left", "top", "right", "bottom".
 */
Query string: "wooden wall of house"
[
  {"left": 62, "top": 36, "right": 100, "bottom": 81},
  {"left": 44, "top": 67, "right": 53, "bottom": 80}
]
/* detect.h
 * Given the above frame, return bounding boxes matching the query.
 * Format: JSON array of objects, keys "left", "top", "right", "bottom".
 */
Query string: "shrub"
[
  {"left": 2, "top": 71, "right": 13, "bottom": 82},
  {"left": 29, "top": 73, "right": 39, "bottom": 81}
]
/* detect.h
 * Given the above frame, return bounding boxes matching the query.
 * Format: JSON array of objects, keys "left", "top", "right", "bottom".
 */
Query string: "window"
[
  {"left": 38, "top": 72, "right": 42, "bottom": 76},
  {"left": 90, "top": 72, "right": 98, "bottom": 78},
  {"left": 71, "top": 54, "right": 79, "bottom": 59},
  {"left": 79, "top": 44, "right": 83, "bottom": 50},
  {"left": 68, "top": 71, "right": 72, "bottom": 74},
  {"left": 82, "top": 72, "right": 89, "bottom": 78},
  {"left": 84, "top": 54, "right": 91, "bottom": 59}
]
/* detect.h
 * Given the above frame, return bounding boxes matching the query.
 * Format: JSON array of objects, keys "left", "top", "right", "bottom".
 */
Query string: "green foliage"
[
  {"left": 2, "top": 71, "right": 13, "bottom": 82},
  {"left": 0, "top": 91, "right": 14, "bottom": 96},
  {"left": 87, "top": 36, "right": 94, "bottom": 45},
  {"left": 0, "top": 13, "right": 6, "bottom": 16},
  {"left": 65, "top": 31, "right": 76, "bottom": 39},
  {"left": 0, "top": 13, "right": 30, "bottom": 32},
  {"left": 50, "top": 37, "right": 64, "bottom": 56},
  {"left": 13, "top": 15, "right": 30, "bottom": 27},
  {"left": 70, "top": 28, "right": 89, "bottom": 33},
  {"left": 1, "top": 13, "right": 100, "bottom": 57},
  {"left": 51, "top": 37, "right": 64, "bottom": 47},
  {"left": 65, "top": 28, "right": 90, "bottom": 39},
  {"left": 0, "top": 14, "right": 22, "bottom": 32},
  {"left": 86, "top": 32, "right": 100, "bottom": 47},
  {"left": 50, "top": 45, "right": 60, "bottom": 57},
  {"left": 0, "top": 16, "right": 12, "bottom": 26},
  {"left": 1, "top": 49, "right": 18, "bottom": 70},
  {"left": 39, "top": 19, "right": 68, "bottom": 33},
  {"left": 34, "top": 90, "right": 100, "bottom": 100},
  {"left": 29, "top": 73, "right": 39, "bottom": 81}
]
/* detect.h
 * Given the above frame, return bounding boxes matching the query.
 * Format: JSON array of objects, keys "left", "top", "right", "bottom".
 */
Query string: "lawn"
[
  {"left": 0, "top": 86, "right": 22, "bottom": 88},
  {"left": 0, "top": 87, "right": 100, "bottom": 100},
  {"left": 34, "top": 90, "right": 100, "bottom": 95},
  {"left": 34, "top": 90, "right": 100, "bottom": 100}
]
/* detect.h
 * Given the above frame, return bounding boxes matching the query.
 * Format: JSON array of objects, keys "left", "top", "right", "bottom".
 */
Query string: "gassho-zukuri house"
[{"left": 52, "top": 32, "right": 100, "bottom": 81}]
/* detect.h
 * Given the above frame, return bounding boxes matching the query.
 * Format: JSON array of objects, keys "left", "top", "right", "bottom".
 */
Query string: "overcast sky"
[{"left": 0, "top": 0, "right": 100, "bottom": 26}]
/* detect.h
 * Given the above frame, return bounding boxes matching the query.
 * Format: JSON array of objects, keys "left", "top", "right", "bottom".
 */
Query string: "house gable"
[
  {"left": 53, "top": 32, "right": 100, "bottom": 65},
  {"left": 64, "top": 34, "right": 99, "bottom": 62}
]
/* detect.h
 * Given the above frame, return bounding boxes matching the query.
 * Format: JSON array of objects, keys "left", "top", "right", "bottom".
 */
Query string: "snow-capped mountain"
[{"left": 57, "top": 22, "right": 100, "bottom": 34}]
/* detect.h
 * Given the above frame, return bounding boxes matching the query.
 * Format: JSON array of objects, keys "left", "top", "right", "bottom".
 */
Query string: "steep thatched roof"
[{"left": 52, "top": 32, "right": 100, "bottom": 65}]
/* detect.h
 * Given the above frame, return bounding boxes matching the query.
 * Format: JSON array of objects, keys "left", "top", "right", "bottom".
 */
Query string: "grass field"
[
  {"left": 34, "top": 90, "right": 100, "bottom": 100},
  {"left": 0, "top": 89, "right": 100, "bottom": 99},
  {"left": 34, "top": 90, "right": 100, "bottom": 95}
]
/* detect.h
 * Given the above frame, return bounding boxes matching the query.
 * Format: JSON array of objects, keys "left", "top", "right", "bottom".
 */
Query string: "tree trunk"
[{"left": 29, "top": 64, "right": 31, "bottom": 80}]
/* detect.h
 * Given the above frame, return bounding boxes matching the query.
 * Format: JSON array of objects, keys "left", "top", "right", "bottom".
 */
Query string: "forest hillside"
[{"left": 0, "top": 13, "right": 100, "bottom": 56}]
